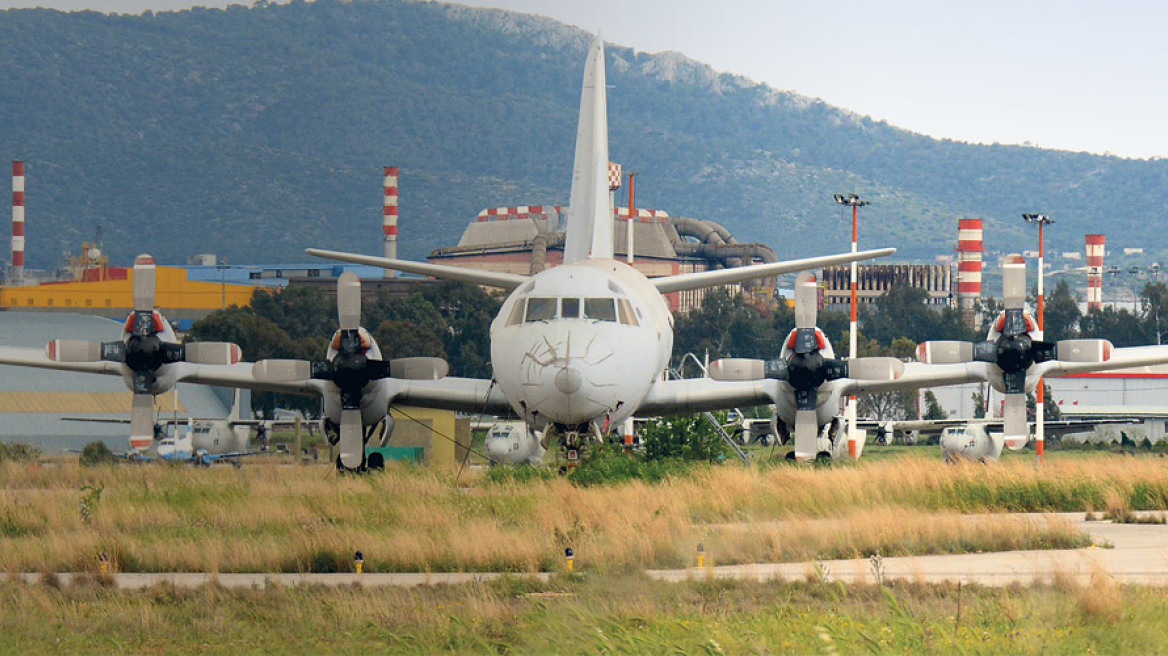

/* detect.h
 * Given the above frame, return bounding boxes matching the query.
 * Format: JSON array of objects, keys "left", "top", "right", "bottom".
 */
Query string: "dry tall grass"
[{"left": 1, "top": 452, "right": 1161, "bottom": 574}]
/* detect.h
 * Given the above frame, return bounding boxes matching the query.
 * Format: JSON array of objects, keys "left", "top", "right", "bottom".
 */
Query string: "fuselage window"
[
  {"left": 506, "top": 298, "right": 527, "bottom": 326},
  {"left": 561, "top": 297, "right": 581, "bottom": 319},
  {"left": 525, "top": 297, "right": 557, "bottom": 322},
  {"left": 617, "top": 298, "right": 638, "bottom": 326},
  {"left": 584, "top": 298, "right": 617, "bottom": 322}
]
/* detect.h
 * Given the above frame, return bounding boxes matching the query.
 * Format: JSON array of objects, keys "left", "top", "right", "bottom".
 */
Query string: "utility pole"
[
  {"left": 1023, "top": 213, "right": 1054, "bottom": 465},
  {"left": 834, "top": 193, "right": 869, "bottom": 459}
]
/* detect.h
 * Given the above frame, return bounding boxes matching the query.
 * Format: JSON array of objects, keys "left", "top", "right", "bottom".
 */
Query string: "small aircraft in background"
[
  {"left": 862, "top": 416, "right": 1137, "bottom": 462},
  {"left": 63, "top": 388, "right": 290, "bottom": 465},
  {"left": 483, "top": 421, "right": 546, "bottom": 465}
]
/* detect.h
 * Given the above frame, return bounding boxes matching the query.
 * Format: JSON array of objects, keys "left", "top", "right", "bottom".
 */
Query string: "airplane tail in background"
[{"left": 563, "top": 35, "right": 614, "bottom": 263}]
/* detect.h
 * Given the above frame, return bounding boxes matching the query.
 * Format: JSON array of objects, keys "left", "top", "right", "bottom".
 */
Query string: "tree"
[
  {"left": 1141, "top": 281, "right": 1168, "bottom": 345},
  {"left": 922, "top": 391, "right": 947, "bottom": 420},
  {"left": 1042, "top": 278, "right": 1081, "bottom": 341}
]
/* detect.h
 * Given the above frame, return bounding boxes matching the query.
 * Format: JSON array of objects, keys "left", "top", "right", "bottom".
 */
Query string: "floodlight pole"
[
  {"left": 1023, "top": 213, "right": 1054, "bottom": 465},
  {"left": 835, "top": 193, "right": 869, "bottom": 459}
]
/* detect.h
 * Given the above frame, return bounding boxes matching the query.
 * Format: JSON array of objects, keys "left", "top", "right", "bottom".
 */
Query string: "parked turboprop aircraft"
[
  {"left": 913, "top": 254, "right": 1168, "bottom": 447},
  {"left": 0, "top": 255, "right": 243, "bottom": 451},
  {"left": 707, "top": 272, "right": 906, "bottom": 460},
  {"left": 303, "top": 36, "right": 896, "bottom": 463}
]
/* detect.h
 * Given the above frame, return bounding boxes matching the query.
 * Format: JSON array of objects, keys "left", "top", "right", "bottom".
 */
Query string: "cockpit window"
[
  {"left": 506, "top": 299, "right": 527, "bottom": 326},
  {"left": 584, "top": 298, "right": 617, "bottom": 322},
  {"left": 617, "top": 298, "right": 638, "bottom": 326},
  {"left": 525, "top": 297, "right": 557, "bottom": 322},
  {"left": 561, "top": 298, "right": 581, "bottom": 319}
]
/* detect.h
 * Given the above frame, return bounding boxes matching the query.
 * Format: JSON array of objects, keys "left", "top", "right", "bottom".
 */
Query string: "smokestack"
[
  {"left": 11, "top": 161, "right": 24, "bottom": 286},
  {"left": 1086, "top": 234, "right": 1105, "bottom": 312},
  {"left": 956, "top": 218, "right": 983, "bottom": 329},
  {"left": 383, "top": 166, "right": 398, "bottom": 278}
]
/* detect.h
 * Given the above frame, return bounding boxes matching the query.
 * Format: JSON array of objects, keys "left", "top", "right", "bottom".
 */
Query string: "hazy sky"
[{"left": 2, "top": 0, "right": 1166, "bottom": 159}]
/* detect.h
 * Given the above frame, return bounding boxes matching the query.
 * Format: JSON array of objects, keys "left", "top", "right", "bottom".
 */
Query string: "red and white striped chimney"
[
  {"left": 956, "top": 218, "right": 983, "bottom": 328},
  {"left": 11, "top": 161, "right": 25, "bottom": 286},
  {"left": 383, "top": 166, "right": 398, "bottom": 278},
  {"left": 1086, "top": 234, "right": 1105, "bottom": 312}
]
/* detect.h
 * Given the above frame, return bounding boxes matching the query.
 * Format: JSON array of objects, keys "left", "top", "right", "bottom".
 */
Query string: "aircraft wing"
[
  {"left": 651, "top": 248, "right": 895, "bottom": 295},
  {"left": 305, "top": 248, "right": 528, "bottom": 291},
  {"left": 1038, "top": 344, "right": 1168, "bottom": 377},
  {"left": 173, "top": 362, "right": 329, "bottom": 397},
  {"left": 389, "top": 377, "right": 513, "bottom": 415},
  {"left": 0, "top": 345, "right": 121, "bottom": 376},
  {"left": 840, "top": 361, "right": 995, "bottom": 394},
  {"left": 636, "top": 377, "right": 777, "bottom": 416}
]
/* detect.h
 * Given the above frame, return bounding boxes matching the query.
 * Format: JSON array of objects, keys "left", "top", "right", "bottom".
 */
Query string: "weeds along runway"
[{"left": 12, "top": 513, "right": 1168, "bottom": 589}]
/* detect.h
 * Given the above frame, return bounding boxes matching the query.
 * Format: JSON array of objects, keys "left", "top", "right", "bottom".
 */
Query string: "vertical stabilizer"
[{"left": 563, "top": 36, "right": 613, "bottom": 263}]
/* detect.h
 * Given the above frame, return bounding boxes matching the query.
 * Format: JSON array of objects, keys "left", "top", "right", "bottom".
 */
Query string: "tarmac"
[{"left": 11, "top": 513, "right": 1168, "bottom": 590}]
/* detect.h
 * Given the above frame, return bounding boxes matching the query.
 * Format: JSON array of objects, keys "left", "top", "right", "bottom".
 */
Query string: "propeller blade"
[
  {"left": 1055, "top": 339, "right": 1113, "bottom": 363},
  {"left": 252, "top": 359, "right": 314, "bottom": 383},
  {"left": 132, "top": 254, "right": 157, "bottom": 313},
  {"left": 794, "top": 273, "right": 818, "bottom": 330},
  {"left": 708, "top": 358, "right": 765, "bottom": 381},
  {"left": 46, "top": 339, "right": 105, "bottom": 363},
  {"left": 847, "top": 357, "right": 905, "bottom": 381},
  {"left": 132, "top": 370, "right": 156, "bottom": 394},
  {"left": 793, "top": 410, "right": 818, "bottom": 461},
  {"left": 129, "top": 394, "right": 155, "bottom": 451},
  {"left": 337, "top": 271, "right": 361, "bottom": 331},
  {"left": 1002, "top": 256, "right": 1026, "bottom": 310},
  {"left": 1002, "top": 369, "right": 1027, "bottom": 395},
  {"left": 388, "top": 356, "right": 449, "bottom": 380},
  {"left": 917, "top": 341, "right": 973, "bottom": 364},
  {"left": 338, "top": 408, "right": 364, "bottom": 470},
  {"left": 184, "top": 342, "right": 243, "bottom": 365},
  {"left": 1002, "top": 393, "right": 1028, "bottom": 449}
]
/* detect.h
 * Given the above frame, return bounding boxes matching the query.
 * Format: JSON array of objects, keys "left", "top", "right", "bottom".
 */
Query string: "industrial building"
[
  {"left": 820, "top": 263, "right": 953, "bottom": 306},
  {"left": 427, "top": 204, "right": 780, "bottom": 313}
]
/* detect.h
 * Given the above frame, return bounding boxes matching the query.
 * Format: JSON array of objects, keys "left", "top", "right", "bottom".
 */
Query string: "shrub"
[
  {"left": 79, "top": 441, "right": 118, "bottom": 467},
  {"left": 0, "top": 442, "right": 41, "bottom": 463}
]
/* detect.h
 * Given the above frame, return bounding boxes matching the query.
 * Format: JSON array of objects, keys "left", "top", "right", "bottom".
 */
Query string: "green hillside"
[{"left": 0, "top": 0, "right": 1165, "bottom": 272}]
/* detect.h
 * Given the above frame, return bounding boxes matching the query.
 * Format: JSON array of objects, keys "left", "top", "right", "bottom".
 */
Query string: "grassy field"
[
  {"left": 2, "top": 572, "right": 1166, "bottom": 654},
  {"left": 4, "top": 450, "right": 1168, "bottom": 654},
  {"left": 3, "top": 451, "right": 1167, "bottom": 574}
]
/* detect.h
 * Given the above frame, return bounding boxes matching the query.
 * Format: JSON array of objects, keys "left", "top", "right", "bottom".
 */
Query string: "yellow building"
[{"left": 1, "top": 265, "right": 256, "bottom": 322}]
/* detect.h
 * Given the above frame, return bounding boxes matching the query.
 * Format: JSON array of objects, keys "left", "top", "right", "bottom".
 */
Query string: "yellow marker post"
[
  {"left": 696, "top": 543, "right": 706, "bottom": 569},
  {"left": 354, "top": 550, "right": 364, "bottom": 575},
  {"left": 565, "top": 548, "right": 574, "bottom": 573}
]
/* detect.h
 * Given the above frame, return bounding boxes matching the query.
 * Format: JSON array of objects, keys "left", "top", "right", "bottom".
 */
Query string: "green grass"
[{"left": 0, "top": 574, "right": 1162, "bottom": 655}]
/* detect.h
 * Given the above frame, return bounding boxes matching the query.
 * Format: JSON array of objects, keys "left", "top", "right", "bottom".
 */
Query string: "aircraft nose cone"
[{"left": 554, "top": 366, "right": 583, "bottom": 395}]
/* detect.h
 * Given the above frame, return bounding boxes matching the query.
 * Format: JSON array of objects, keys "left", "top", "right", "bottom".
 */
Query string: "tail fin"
[{"left": 563, "top": 35, "right": 614, "bottom": 263}]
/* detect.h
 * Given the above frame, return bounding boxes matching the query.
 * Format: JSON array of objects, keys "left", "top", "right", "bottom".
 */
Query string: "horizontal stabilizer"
[
  {"left": 389, "top": 357, "right": 449, "bottom": 380},
  {"left": 306, "top": 248, "right": 527, "bottom": 290},
  {"left": 653, "top": 248, "right": 895, "bottom": 295}
]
